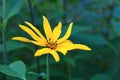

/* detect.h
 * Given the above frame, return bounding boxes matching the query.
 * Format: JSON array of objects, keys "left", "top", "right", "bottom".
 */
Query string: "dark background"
[{"left": 0, "top": 0, "right": 120, "bottom": 80}]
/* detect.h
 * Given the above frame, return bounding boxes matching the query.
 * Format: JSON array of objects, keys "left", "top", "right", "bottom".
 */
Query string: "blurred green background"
[{"left": 0, "top": 0, "right": 120, "bottom": 80}]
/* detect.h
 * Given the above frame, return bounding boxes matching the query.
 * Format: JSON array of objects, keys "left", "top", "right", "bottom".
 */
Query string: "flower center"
[{"left": 46, "top": 41, "right": 57, "bottom": 49}]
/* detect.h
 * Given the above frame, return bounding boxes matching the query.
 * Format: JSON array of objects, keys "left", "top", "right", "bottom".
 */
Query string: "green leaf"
[
  {"left": 5, "top": 0, "right": 24, "bottom": 21},
  {"left": 63, "top": 57, "right": 76, "bottom": 67},
  {"left": 72, "top": 25, "right": 91, "bottom": 35},
  {"left": 50, "top": 67, "right": 66, "bottom": 77},
  {"left": 72, "top": 34, "right": 108, "bottom": 46},
  {"left": 91, "top": 74, "right": 112, "bottom": 80},
  {"left": 0, "top": 7, "right": 2, "bottom": 17},
  {"left": 28, "top": 72, "right": 47, "bottom": 79},
  {"left": 64, "top": 25, "right": 91, "bottom": 33},
  {"left": 72, "top": 78, "right": 84, "bottom": 80},
  {"left": 61, "top": 25, "right": 91, "bottom": 38},
  {"left": 113, "top": 6, "right": 120, "bottom": 19},
  {"left": 112, "top": 20, "right": 120, "bottom": 36},
  {"left": 0, "top": 40, "right": 27, "bottom": 53},
  {"left": 0, "top": 61, "right": 26, "bottom": 80},
  {"left": 0, "top": 23, "right": 2, "bottom": 29},
  {"left": 28, "top": 57, "right": 56, "bottom": 70}
]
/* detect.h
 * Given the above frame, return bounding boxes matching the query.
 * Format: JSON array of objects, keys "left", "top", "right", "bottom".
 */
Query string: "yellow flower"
[{"left": 12, "top": 16, "right": 91, "bottom": 62}]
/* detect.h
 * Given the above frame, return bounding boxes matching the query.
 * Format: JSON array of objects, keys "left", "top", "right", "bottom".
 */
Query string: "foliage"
[
  {"left": 0, "top": 0, "right": 120, "bottom": 80},
  {"left": 0, "top": 61, "right": 26, "bottom": 80}
]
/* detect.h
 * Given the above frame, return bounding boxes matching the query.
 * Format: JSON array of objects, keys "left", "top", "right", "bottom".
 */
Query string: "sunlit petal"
[
  {"left": 55, "top": 46, "right": 68, "bottom": 55},
  {"left": 51, "top": 22, "right": 62, "bottom": 42},
  {"left": 43, "top": 16, "right": 52, "bottom": 40},
  {"left": 57, "top": 23, "right": 73, "bottom": 43},
  {"left": 25, "top": 21, "right": 45, "bottom": 39},
  {"left": 19, "top": 25, "right": 41, "bottom": 41},
  {"left": 34, "top": 48, "right": 60, "bottom": 62},
  {"left": 56, "top": 40, "right": 72, "bottom": 55},
  {"left": 12, "top": 37, "right": 46, "bottom": 46},
  {"left": 68, "top": 44, "right": 91, "bottom": 51},
  {"left": 50, "top": 50, "right": 60, "bottom": 62},
  {"left": 12, "top": 37, "right": 31, "bottom": 42},
  {"left": 30, "top": 38, "right": 47, "bottom": 46},
  {"left": 56, "top": 40, "right": 91, "bottom": 55},
  {"left": 58, "top": 40, "right": 73, "bottom": 46}
]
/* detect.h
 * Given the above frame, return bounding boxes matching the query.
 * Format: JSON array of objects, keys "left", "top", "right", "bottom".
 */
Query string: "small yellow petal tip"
[
  {"left": 68, "top": 22, "right": 73, "bottom": 29},
  {"left": 34, "top": 55, "right": 37, "bottom": 57},
  {"left": 11, "top": 37, "right": 19, "bottom": 40},
  {"left": 24, "top": 21, "right": 29, "bottom": 24},
  {"left": 71, "top": 22, "right": 73, "bottom": 24},
  {"left": 42, "top": 15, "right": 46, "bottom": 19},
  {"left": 70, "top": 22, "right": 73, "bottom": 26},
  {"left": 55, "top": 57, "right": 60, "bottom": 62},
  {"left": 59, "top": 22, "right": 62, "bottom": 26},
  {"left": 19, "top": 24, "right": 23, "bottom": 27},
  {"left": 11, "top": 37, "right": 15, "bottom": 40},
  {"left": 85, "top": 46, "right": 92, "bottom": 51},
  {"left": 42, "top": 16, "right": 48, "bottom": 22},
  {"left": 63, "top": 53, "right": 67, "bottom": 55},
  {"left": 56, "top": 59, "right": 59, "bottom": 62},
  {"left": 88, "top": 48, "right": 92, "bottom": 51},
  {"left": 34, "top": 53, "right": 38, "bottom": 57}
]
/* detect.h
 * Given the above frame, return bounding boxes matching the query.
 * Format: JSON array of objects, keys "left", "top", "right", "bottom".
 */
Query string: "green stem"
[
  {"left": 2, "top": 30, "right": 8, "bottom": 80},
  {"left": 3, "top": 0, "right": 5, "bottom": 21},
  {"left": 36, "top": 57, "right": 41, "bottom": 74},
  {"left": 63, "top": 0, "right": 67, "bottom": 24},
  {"left": 46, "top": 54, "right": 50, "bottom": 80},
  {"left": 68, "top": 64, "right": 72, "bottom": 80},
  {"left": 2, "top": 0, "right": 8, "bottom": 80},
  {"left": 2, "top": 0, "right": 7, "bottom": 65},
  {"left": 27, "top": 0, "right": 34, "bottom": 24},
  {"left": 2, "top": 31, "right": 7, "bottom": 65}
]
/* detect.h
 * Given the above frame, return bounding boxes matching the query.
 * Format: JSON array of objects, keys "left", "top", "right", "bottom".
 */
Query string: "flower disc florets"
[{"left": 46, "top": 39, "right": 57, "bottom": 49}]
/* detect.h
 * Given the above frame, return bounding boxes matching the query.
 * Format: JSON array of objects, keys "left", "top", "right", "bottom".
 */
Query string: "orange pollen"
[{"left": 46, "top": 41, "right": 57, "bottom": 49}]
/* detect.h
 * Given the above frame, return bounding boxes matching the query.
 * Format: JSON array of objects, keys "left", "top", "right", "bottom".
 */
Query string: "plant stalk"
[
  {"left": 46, "top": 54, "right": 50, "bottom": 80},
  {"left": 2, "top": 31, "right": 7, "bottom": 65},
  {"left": 2, "top": 0, "right": 7, "bottom": 65},
  {"left": 63, "top": 0, "right": 68, "bottom": 24},
  {"left": 27, "top": 0, "right": 34, "bottom": 24},
  {"left": 68, "top": 65, "right": 72, "bottom": 80},
  {"left": 2, "top": 0, "right": 8, "bottom": 80},
  {"left": 3, "top": 0, "right": 5, "bottom": 21}
]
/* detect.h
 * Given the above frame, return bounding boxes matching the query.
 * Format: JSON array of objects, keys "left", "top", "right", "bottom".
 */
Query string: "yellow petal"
[
  {"left": 12, "top": 37, "right": 46, "bottom": 46},
  {"left": 58, "top": 40, "right": 73, "bottom": 46},
  {"left": 30, "top": 38, "right": 46, "bottom": 46},
  {"left": 68, "top": 44, "right": 91, "bottom": 51},
  {"left": 56, "top": 40, "right": 72, "bottom": 55},
  {"left": 56, "top": 40, "right": 91, "bottom": 55},
  {"left": 51, "top": 22, "right": 62, "bottom": 42},
  {"left": 34, "top": 48, "right": 60, "bottom": 62},
  {"left": 19, "top": 25, "right": 41, "bottom": 41},
  {"left": 59, "top": 40, "right": 91, "bottom": 51},
  {"left": 56, "top": 46, "right": 68, "bottom": 55},
  {"left": 57, "top": 23, "right": 73, "bottom": 43},
  {"left": 12, "top": 37, "right": 31, "bottom": 42},
  {"left": 43, "top": 16, "right": 52, "bottom": 40},
  {"left": 25, "top": 21, "right": 45, "bottom": 39},
  {"left": 50, "top": 50, "right": 60, "bottom": 62}
]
